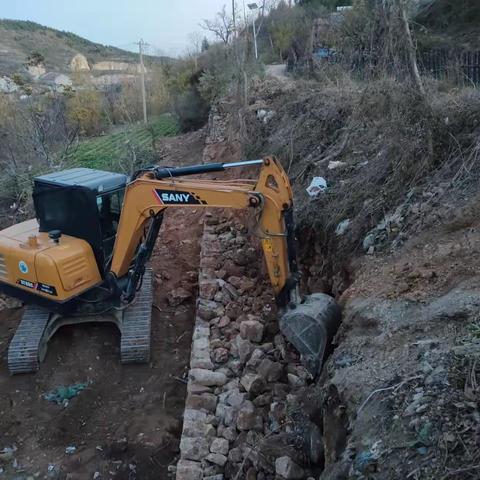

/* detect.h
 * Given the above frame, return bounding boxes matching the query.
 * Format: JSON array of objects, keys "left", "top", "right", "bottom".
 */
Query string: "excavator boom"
[{"left": 109, "top": 156, "right": 298, "bottom": 306}]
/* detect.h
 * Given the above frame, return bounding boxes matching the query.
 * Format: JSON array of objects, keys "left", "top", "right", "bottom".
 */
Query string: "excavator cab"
[{"left": 33, "top": 168, "right": 127, "bottom": 274}]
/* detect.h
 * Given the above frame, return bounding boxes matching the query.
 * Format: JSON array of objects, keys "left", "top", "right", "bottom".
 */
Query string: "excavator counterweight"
[{"left": 0, "top": 157, "right": 340, "bottom": 376}]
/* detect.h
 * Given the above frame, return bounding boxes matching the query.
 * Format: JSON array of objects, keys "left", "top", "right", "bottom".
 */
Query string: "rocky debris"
[
  {"left": 176, "top": 460, "right": 203, "bottom": 480},
  {"left": 206, "top": 106, "right": 228, "bottom": 144},
  {"left": 240, "top": 373, "right": 266, "bottom": 396},
  {"left": 0, "top": 76, "right": 19, "bottom": 94},
  {"left": 177, "top": 213, "right": 320, "bottom": 480},
  {"left": 335, "top": 219, "right": 351, "bottom": 236},
  {"left": 239, "top": 317, "right": 264, "bottom": 343},
  {"left": 167, "top": 287, "right": 192, "bottom": 306},
  {"left": 213, "top": 347, "right": 229, "bottom": 364},
  {"left": 189, "top": 368, "right": 227, "bottom": 387},
  {"left": 206, "top": 453, "right": 228, "bottom": 467},
  {"left": 185, "top": 393, "right": 217, "bottom": 412},
  {"left": 237, "top": 402, "right": 264, "bottom": 431},
  {"left": 210, "top": 437, "right": 229, "bottom": 455},
  {"left": 258, "top": 358, "right": 283, "bottom": 382},
  {"left": 179, "top": 437, "right": 210, "bottom": 462},
  {"left": 257, "top": 109, "right": 276, "bottom": 124},
  {"left": 275, "top": 456, "right": 304, "bottom": 479}
]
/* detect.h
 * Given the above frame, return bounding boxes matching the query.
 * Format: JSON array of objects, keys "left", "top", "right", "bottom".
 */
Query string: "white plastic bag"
[{"left": 306, "top": 177, "right": 327, "bottom": 197}]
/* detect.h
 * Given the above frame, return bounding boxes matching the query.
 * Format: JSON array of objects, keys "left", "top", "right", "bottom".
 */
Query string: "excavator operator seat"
[{"left": 33, "top": 168, "right": 127, "bottom": 275}]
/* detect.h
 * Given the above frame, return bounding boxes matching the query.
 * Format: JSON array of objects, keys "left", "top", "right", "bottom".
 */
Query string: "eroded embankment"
[
  {"left": 190, "top": 74, "right": 480, "bottom": 480},
  {"left": 233, "top": 70, "right": 480, "bottom": 479}
]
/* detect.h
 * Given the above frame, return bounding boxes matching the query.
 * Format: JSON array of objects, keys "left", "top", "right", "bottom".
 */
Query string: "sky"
[{"left": 1, "top": 0, "right": 233, "bottom": 56}]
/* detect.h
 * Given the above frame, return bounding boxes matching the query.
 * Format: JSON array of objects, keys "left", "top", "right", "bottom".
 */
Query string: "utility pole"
[
  {"left": 136, "top": 39, "right": 148, "bottom": 125},
  {"left": 252, "top": 14, "right": 258, "bottom": 60},
  {"left": 232, "top": 0, "right": 239, "bottom": 64},
  {"left": 248, "top": 3, "right": 259, "bottom": 60},
  {"left": 232, "top": 0, "right": 236, "bottom": 40}
]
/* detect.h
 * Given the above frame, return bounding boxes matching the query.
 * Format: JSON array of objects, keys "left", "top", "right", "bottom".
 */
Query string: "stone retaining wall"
[
  {"left": 175, "top": 211, "right": 321, "bottom": 480},
  {"left": 175, "top": 106, "right": 323, "bottom": 480}
]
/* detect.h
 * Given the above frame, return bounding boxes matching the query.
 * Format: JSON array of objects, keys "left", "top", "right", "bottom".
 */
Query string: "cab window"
[{"left": 96, "top": 189, "right": 125, "bottom": 264}]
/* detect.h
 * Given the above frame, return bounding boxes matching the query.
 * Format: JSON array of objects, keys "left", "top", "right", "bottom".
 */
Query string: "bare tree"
[
  {"left": 200, "top": 5, "right": 235, "bottom": 44},
  {"left": 395, "top": 0, "right": 425, "bottom": 96},
  {"left": 187, "top": 31, "right": 204, "bottom": 68}
]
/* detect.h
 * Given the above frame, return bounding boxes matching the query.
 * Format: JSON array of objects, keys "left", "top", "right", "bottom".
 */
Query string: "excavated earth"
[{"left": 0, "top": 131, "right": 206, "bottom": 479}]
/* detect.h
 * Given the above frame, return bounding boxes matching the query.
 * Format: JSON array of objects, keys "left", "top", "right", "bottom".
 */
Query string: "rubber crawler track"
[{"left": 7, "top": 269, "right": 153, "bottom": 374}]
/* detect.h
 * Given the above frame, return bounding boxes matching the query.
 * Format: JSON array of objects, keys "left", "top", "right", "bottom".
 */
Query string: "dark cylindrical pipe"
[{"left": 154, "top": 159, "right": 263, "bottom": 179}]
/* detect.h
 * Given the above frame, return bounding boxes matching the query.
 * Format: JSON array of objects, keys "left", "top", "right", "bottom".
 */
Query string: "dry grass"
[{"left": 243, "top": 73, "right": 480, "bottom": 295}]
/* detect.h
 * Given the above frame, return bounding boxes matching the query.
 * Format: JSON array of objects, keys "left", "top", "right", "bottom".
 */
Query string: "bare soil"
[{"left": 0, "top": 130, "right": 206, "bottom": 479}]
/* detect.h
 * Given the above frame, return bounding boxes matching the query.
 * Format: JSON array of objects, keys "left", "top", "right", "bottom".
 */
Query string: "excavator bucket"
[{"left": 279, "top": 293, "right": 341, "bottom": 377}]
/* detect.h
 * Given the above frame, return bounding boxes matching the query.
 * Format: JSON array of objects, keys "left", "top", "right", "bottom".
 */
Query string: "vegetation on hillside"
[{"left": 68, "top": 115, "right": 179, "bottom": 171}]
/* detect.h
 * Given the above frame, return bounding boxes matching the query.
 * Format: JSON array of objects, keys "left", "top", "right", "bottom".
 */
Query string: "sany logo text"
[{"left": 161, "top": 193, "right": 191, "bottom": 202}]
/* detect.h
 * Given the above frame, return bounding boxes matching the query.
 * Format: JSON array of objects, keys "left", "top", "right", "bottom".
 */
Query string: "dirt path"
[
  {"left": 0, "top": 130, "right": 206, "bottom": 480},
  {"left": 265, "top": 64, "right": 291, "bottom": 83}
]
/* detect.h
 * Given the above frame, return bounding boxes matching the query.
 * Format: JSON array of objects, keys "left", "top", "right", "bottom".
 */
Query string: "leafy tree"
[
  {"left": 267, "top": 1, "right": 306, "bottom": 60},
  {"left": 67, "top": 89, "right": 103, "bottom": 136}
]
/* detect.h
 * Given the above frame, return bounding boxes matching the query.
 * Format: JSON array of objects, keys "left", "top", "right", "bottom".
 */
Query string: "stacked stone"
[{"left": 176, "top": 213, "right": 317, "bottom": 480}]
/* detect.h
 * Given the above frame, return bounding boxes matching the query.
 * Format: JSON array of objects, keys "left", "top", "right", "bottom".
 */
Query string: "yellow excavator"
[{"left": 0, "top": 157, "right": 340, "bottom": 375}]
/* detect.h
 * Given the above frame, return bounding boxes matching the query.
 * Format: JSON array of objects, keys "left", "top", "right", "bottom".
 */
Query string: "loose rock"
[
  {"left": 241, "top": 373, "right": 266, "bottom": 396},
  {"left": 176, "top": 460, "right": 203, "bottom": 480},
  {"left": 210, "top": 437, "right": 229, "bottom": 456},
  {"left": 190, "top": 369, "right": 227, "bottom": 387},
  {"left": 180, "top": 437, "right": 210, "bottom": 462},
  {"left": 206, "top": 453, "right": 228, "bottom": 467},
  {"left": 167, "top": 287, "right": 192, "bottom": 307},
  {"left": 275, "top": 456, "right": 304, "bottom": 480},
  {"left": 240, "top": 318, "right": 264, "bottom": 343}
]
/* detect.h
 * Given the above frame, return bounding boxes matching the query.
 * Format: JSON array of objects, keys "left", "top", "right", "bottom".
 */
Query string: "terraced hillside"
[{"left": 68, "top": 115, "right": 180, "bottom": 171}]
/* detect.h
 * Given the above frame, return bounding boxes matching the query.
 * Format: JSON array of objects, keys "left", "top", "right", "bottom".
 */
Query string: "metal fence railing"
[{"left": 419, "top": 49, "right": 480, "bottom": 86}]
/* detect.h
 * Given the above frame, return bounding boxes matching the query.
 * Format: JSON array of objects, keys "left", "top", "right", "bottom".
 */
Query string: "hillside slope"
[{"left": 0, "top": 19, "right": 165, "bottom": 77}]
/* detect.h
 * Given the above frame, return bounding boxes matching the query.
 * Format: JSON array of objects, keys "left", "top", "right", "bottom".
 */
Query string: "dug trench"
[{"left": 172, "top": 109, "right": 344, "bottom": 480}]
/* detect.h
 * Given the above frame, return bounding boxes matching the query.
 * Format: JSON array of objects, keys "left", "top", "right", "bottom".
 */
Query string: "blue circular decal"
[{"left": 19, "top": 261, "right": 29, "bottom": 274}]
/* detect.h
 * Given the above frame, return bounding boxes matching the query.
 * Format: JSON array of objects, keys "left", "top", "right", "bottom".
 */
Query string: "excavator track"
[
  {"left": 8, "top": 305, "right": 50, "bottom": 374},
  {"left": 120, "top": 268, "right": 153, "bottom": 364},
  {"left": 7, "top": 269, "right": 153, "bottom": 374}
]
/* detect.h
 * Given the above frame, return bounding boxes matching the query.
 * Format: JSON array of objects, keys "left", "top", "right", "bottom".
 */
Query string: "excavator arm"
[{"left": 109, "top": 156, "right": 299, "bottom": 306}]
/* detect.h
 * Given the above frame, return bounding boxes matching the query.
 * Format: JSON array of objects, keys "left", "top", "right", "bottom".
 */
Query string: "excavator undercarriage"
[
  {"left": 0, "top": 157, "right": 340, "bottom": 376},
  {"left": 8, "top": 270, "right": 153, "bottom": 374}
]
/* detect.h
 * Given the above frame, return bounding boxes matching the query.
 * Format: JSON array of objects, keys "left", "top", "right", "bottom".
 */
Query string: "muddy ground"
[{"left": 0, "top": 130, "right": 206, "bottom": 479}]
